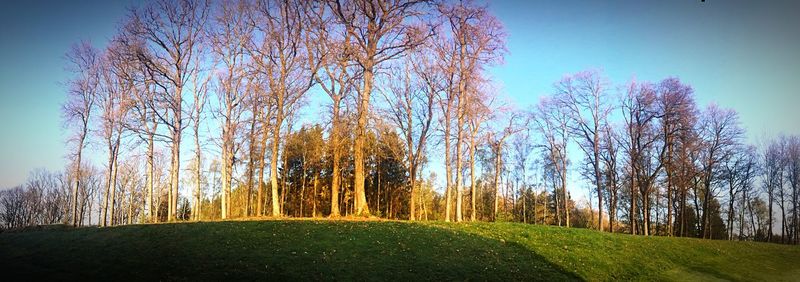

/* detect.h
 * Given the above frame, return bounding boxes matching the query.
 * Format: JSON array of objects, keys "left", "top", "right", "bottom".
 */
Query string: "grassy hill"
[{"left": 1, "top": 220, "right": 798, "bottom": 281}]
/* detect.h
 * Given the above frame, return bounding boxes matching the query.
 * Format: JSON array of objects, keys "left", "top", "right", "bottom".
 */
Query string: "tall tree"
[
  {"left": 722, "top": 145, "right": 757, "bottom": 240},
  {"left": 656, "top": 78, "right": 696, "bottom": 236},
  {"left": 488, "top": 113, "right": 522, "bottom": 221},
  {"left": 98, "top": 43, "right": 133, "bottom": 227},
  {"left": 208, "top": 0, "right": 251, "bottom": 219},
  {"left": 380, "top": 54, "right": 436, "bottom": 221},
  {"left": 108, "top": 30, "right": 164, "bottom": 223},
  {"left": 620, "top": 80, "right": 661, "bottom": 235},
  {"left": 327, "top": 0, "right": 428, "bottom": 216},
  {"left": 697, "top": 104, "right": 743, "bottom": 239},
  {"left": 466, "top": 86, "right": 492, "bottom": 221},
  {"left": 189, "top": 64, "right": 210, "bottom": 220},
  {"left": 128, "top": 0, "right": 208, "bottom": 221},
  {"left": 786, "top": 137, "right": 800, "bottom": 244},
  {"left": 673, "top": 122, "right": 702, "bottom": 237},
  {"left": 120, "top": 51, "right": 162, "bottom": 223},
  {"left": 532, "top": 97, "right": 570, "bottom": 227},
  {"left": 436, "top": 0, "right": 505, "bottom": 222},
  {"left": 599, "top": 125, "right": 621, "bottom": 232},
  {"left": 247, "top": 0, "right": 317, "bottom": 217},
  {"left": 62, "top": 41, "right": 100, "bottom": 226},
  {"left": 511, "top": 126, "right": 533, "bottom": 223},
  {"left": 554, "top": 70, "right": 612, "bottom": 231},
  {"left": 306, "top": 3, "right": 359, "bottom": 217}
]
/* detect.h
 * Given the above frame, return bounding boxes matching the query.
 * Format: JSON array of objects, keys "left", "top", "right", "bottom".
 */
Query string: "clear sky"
[
  {"left": 1, "top": 0, "right": 799, "bottom": 200},
  {"left": 0, "top": 0, "right": 137, "bottom": 188}
]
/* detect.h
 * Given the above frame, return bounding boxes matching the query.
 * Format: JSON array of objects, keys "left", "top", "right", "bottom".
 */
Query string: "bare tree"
[
  {"left": 246, "top": 0, "right": 317, "bottom": 217},
  {"left": 466, "top": 85, "right": 492, "bottom": 221},
  {"left": 127, "top": 0, "right": 209, "bottom": 221},
  {"left": 786, "top": 136, "right": 800, "bottom": 244},
  {"left": 327, "top": 0, "right": 429, "bottom": 216},
  {"left": 110, "top": 28, "right": 165, "bottom": 223},
  {"left": 208, "top": 0, "right": 252, "bottom": 219},
  {"left": 554, "top": 70, "right": 612, "bottom": 231},
  {"left": 125, "top": 64, "right": 162, "bottom": 223},
  {"left": 599, "top": 124, "right": 621, "bottom": 232},
  {"left": 656, "top": 78, "right": 696, "bottom": 236},
  {"left": 62, "top": 41, "right": 100, "bottom": 226},
  {"left": 773, "top": 137, "right": 791, "bottom": 243},
  {"left": 533, "top": 97, "right": 571, "bottom": 227},
  {"left": 697, "top": 104, "right": 743, "bottom": 239},
  {"left": 189, "top": 63, "right": 210, "bottom": 220},
  {"left": 511, "top": 126, "right": 533, "bottom": 223},
  {"left": 620, "top": 80, "right": 664, "bottom": 235},
  {"left": 98, "top": 43, "right": 134, "bottom": 227},
  {"left": 722, "top": 145, "right": 757, "bottom": 240},
  {"left": 488, "top": 112, "right": 522, "bottom": 221},
  {"left": 761, "top": 137, "right": 785, "bottom": 242},
  {"left": 380, "top": 53, "right": 436, "bottom": 221},
  {"left": 305, "top": 2, "right": 360, "bottom": 217},
  {"left": 433, "top": 0, "right": 505, "bottom": 222}
]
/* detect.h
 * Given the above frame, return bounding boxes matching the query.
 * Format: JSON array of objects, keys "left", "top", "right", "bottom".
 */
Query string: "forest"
[{"left": 1, "top": 0, "right": 799, "bottom": 246}]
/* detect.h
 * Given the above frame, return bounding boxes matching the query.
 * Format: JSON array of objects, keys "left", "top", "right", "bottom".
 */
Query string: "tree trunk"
[
  {"left": 271, "top": 113, "right": 283, "bottom": 217},
  {"left": 665, "top": 156, "right": 673, "bottom": 236},
  {"left": 169, "top": 126, "right": 181, "bottom": 222},
  {"left": 330, "top": 99, "right": 341, "bottom": 217},
  {"left": 469, "top": 138, "right": 477, "bottom": 222},
  {"left": 194, "top": 122, "right": 202, "bottom": 221},
  {"left": 728, "top": 181, "right": 736, "bottom": 240},
  {"left": 313, "top": 175, "right": 318, "bottom": 218},
  {"left": 780, "top": 203, "right": 787, "bottom": 243},
  {"left": 702, "top": 177, "right": 711, "bottom": 239},
  {"left": 739, "top": 191, "right": 746, "bottom": 239},
  {"left": 101, "top": 142, "right": 114, "bottom": 227},
  {"left": 281, "top": 138, "right": 289, "bottom": 216},
  {"left": 562, "top": 151, "right": 570, "bottom": 228},
  {"left": 245, "top": 121, "right": 256, "bottom": 217},
  {"left": 168, "top": 92, "right": 183, "bottom": 221},
  {"left": 127, "top": 183, "right": 134, "bottom": 225},
  {"left": 642, "top": 188, "right": 650, "bottom": 236},
  {"left": 554, "top": 180, "right": 561, "bottom": 226},
  {"left": 444, "top": 109, "right": 452, "bottom": 222},
  {"left": 768, "top": 190, "right": 773, "bottom": 242},
  {"left": 146, "top": 133, "right": 155, "bottom": 222},
  {"left": 71, "top": 136, "right": 85, "bottom": 226},
  {"left": 455, "top": 123, "right": 463, "bottom": 222},
  {"left": 300, "top": 151, "right": 307, "bottom": 217},
  {"left": 522, "top": 183, "right": 527, "bottom": 223},
  {"left": 610, "top": 182, "right": 617, "bottom": 232},
  {"left": 493, "top": 145, "right": 502, "bottom": 221},
  {"left": 630, "top": 165, "right": 637, "bottom": 235},
  {"left": 409, "top": 164, "right": 417, "bottom": 221},
  {"left": 679, "top": 185, "right": 686, "bottom": 237},
  {"left": 221, "top": 120, "right": 233, "bottom": 219},
  {"left": 109, "top": 144, "right": 119, "bottom": 226},
  {"left": 256, "top": 110, "right": 270, "bottom": 217},
  {"left": 353, "top": 66, "right": 372, "bottom": 216},
  {"left": 593, "top": 139, "right": 603, "bottom": 231}
]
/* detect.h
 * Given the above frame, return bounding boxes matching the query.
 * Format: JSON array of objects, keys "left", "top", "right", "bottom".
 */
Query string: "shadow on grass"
[{"left": 0, "top": 220, "right": 582, "bottom": 281}]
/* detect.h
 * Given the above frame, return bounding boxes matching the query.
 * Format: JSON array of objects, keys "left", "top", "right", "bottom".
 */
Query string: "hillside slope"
[{"left": 0, "top": 220, "right": 797, "bottom": 281}]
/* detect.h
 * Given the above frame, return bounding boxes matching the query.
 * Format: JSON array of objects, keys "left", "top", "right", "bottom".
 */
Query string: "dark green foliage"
[
  {"left": 706, "top": 198, "right": 728, "bottom": 240},
  {"left": 674, "top": 204, "right": 699, "bottom": 237}
]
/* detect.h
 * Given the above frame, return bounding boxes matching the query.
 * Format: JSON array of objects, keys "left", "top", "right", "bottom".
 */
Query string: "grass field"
[{"left": 1, "top": 219, "right": 798, "bottom": 281}]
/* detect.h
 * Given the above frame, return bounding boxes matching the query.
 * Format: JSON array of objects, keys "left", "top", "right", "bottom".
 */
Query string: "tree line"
[{"left": 1, "top": 0, "right": 798, "bottom": 244}]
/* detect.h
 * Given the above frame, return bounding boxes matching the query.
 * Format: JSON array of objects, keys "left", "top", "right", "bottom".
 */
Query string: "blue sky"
[
  {"left": 1, "top": 0, "right": 799, "bottom": 201},
  {"left": 0, "top": 0, "right": 135, "bottom": 188}
]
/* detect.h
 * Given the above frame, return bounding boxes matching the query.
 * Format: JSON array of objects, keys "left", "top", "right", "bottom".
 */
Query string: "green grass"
[{"left": 0, "top": 220, "right": 798, "bottom": 281}]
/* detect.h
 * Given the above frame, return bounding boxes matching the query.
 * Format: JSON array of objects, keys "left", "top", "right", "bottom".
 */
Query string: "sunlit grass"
[{"left": 0, "top": 220, "right": 797, "bottom": 281}]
